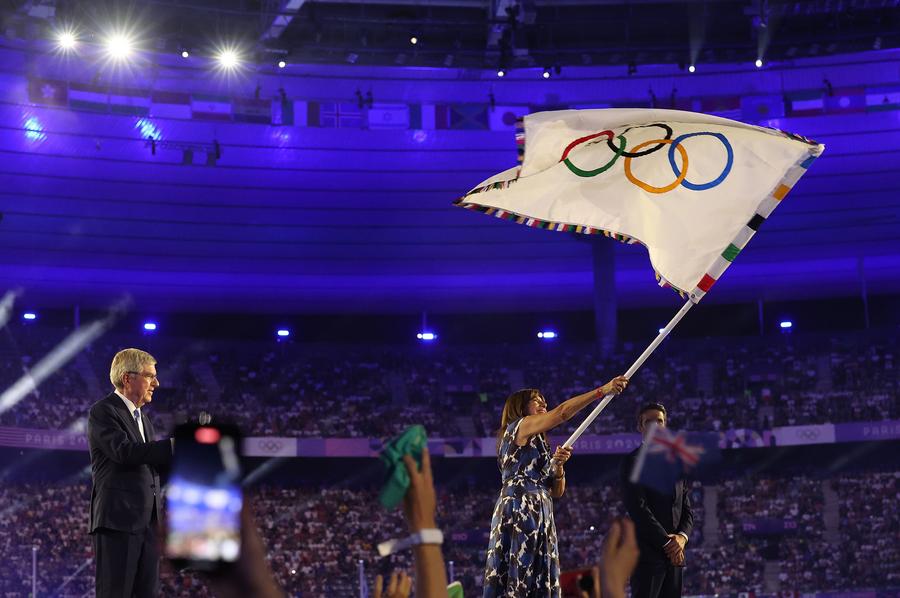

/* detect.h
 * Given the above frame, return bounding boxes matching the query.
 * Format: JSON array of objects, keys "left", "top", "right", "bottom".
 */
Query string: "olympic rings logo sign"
[
  {"left": 796, "top": 428, "right": 821, "bottom": 441},
  {"left": 559, "top": 123, "right": 734, "bottom": 194},
  {"left": 257, "top": 439, "right": 285, "bottom": 453}
]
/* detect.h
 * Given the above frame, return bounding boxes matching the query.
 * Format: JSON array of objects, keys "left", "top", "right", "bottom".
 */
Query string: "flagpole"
[{"left": 562, "top": 298, "right": 695, "bottom": 448}]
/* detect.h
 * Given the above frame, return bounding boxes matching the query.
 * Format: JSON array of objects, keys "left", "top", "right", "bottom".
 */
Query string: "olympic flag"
[{"left": 455, "top": 108, "right": 824, "bottom": 302}]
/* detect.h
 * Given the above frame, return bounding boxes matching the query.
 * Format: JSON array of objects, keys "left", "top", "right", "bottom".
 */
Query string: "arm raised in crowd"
[{"left": 402, "top": 448, "right": 449, "bottom": 598}]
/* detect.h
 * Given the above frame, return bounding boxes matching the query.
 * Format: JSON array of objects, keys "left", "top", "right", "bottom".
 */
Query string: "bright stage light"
[
  {"left": 497, "top": 69, "right": 505, "bottom": 78},
  {"left": 181, "top": 50, "right": 189, "bottom": 58},
  {"left": 105, "top": 33, "right": 134, "bottom": 60},
  {"left": 278, "top": 60, "right": 286, "bottom": 68},
  {"left": 23, "top": 312, "right": 36, "bottom": 321},
  {"left": 542, "top": 69, "right": 550, "bottom": 79},
  {"left": 216, "top": 49, "right": 240, "bottom": 69},
  {"left": 417, "top": 332, "right": 437, "bottom": 342},
  {"left": 688, "top": 65, "right": 695, "bottom": 73},
  {"left": 277, "top": 329, "right": 290, "bottom": 337},
  {"left": 143, "top": 322, "right": 157, "bottom": 331},
  {"left": 780, "top": 320, "right": 793, "bottom": 329},
  {"left": 57, "top": 31, "right": 77, "bottom": 51},
  {"left": 537, "top": 331, "right": 558, "bottom": 340},
  {"left": 755, "top": 58, "right": 763, "bottom": 68},
  {"left": 410, "top": 36, "right": 418, "bottom": 45}
]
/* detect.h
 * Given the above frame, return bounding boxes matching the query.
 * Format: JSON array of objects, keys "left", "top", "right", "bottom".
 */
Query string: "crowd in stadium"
[
  {"left": 0, "top": 330, "right": 895, "bottom": 439},
  {"left": 0, "top": 470, "right": 896, "bottom": 597}
]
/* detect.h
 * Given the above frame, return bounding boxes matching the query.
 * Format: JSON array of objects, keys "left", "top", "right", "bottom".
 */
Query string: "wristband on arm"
[{"left": 377, "top": 529, "right": 443, "bottom": 556}]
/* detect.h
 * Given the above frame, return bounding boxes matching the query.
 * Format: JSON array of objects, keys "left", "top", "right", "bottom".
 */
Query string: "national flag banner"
[
  {"left": 149, "top": 91, "right": 192, "bottom": 119},
  {"left": 672, "top": 97, "right": 700, "bottom": 112},
  {"left": 233, "top": 97, "right": 272, "bottom": 124},
  {"left": 435, "top": 104, "right": 489, "bottom": 130},
  {"left": 700, "top": 96, "right": 741, "bottom": 120},
  {"left": 67, "top": 82, "right": 110, "bottom": 113},
  {"left": 824, "top": 87, "right": 866, "bottom": 114},
  {"left": 271, "top": 99, "right": 290, "bottom": 125},
  {"left": 629, "top": 424, "right": 720, "bottom": 494},
  {"left": 411, "top": 104, "right": 437, "bottom": 129},
  {"left": 454, "top": 108, "right": 824, "bottom": 301},
  {"left": 864, "top": 85, "right": 900, "bottom": 112},
  {"left": 28, "top": 78, "right": 67, "bottom": 106},
  {"left": 67, "top": 83, "right": 150, "bottom": 116},
  {"left": 786, "top": 90, "right": 824, "bottom": 116},
  {"left": 489, "top": 105, "right": 530, "bottom": 131},
  {"left": 316, "top": 101, "right": 362, "bottom": 128},
  {"left": 191, "top": 94, "right": 232, "bottom": 121},
  {"left": 367, "top": 103, "right": 410, "bottom": 129},
  {"left": 107, "top": 87, "right": 151, "bottom": 116},
  {"left": 740, "top": 94, "right": 786, "bottom": 122}
]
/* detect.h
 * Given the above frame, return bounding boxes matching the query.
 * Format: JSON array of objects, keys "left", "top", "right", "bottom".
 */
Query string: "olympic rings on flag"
[
  {"left": 624, "top": 139, "right": 689, "bottom": 194},
  {"left": 667, "top": 132, "right": 734, "bottom": 191},
  {"left": 608, "top": 123, "right": 673, "bottom": 157},
  {"left": 558, "top": 123, "right": 734, "bottom": 193},
  {"left": 561, "top": 130, "right": 627, "bottom": 178}
]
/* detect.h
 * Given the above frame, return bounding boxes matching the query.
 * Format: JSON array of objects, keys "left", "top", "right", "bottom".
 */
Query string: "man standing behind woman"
[{"left": 483, "top": 375, "right": 629, "bottom": 598}]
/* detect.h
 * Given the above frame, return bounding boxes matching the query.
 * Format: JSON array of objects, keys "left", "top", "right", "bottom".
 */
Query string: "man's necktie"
[{"left": 133, "top": 409, "right": 143, "bottom": 441}]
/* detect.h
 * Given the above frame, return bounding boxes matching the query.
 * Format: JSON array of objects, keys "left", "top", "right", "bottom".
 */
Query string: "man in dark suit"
[
  {"left": 88, "top": 348, "right": 173, "bottom": 597},
  {"left": 620, "top": 402, "right": 693, "bottom": 598}
]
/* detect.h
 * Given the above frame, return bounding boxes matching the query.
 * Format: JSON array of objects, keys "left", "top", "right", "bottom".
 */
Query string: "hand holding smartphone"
[{"left": 165, "top": 422, "right": 243, "bottom": 572}]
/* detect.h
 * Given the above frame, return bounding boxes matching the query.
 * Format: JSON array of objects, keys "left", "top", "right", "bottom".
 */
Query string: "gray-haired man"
[{"left": 88, "top": 348, "right": 173, "bottom": 597}]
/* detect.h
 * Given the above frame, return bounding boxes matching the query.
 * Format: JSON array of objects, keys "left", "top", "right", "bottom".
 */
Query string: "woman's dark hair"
[{"left": 497, "top": 388, "right": 545, "bottom": 451}]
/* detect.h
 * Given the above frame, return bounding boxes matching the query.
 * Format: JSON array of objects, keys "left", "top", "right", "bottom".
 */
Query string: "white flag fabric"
[{"left": 455, "top": 109, "right": 824, "bottom": 302}]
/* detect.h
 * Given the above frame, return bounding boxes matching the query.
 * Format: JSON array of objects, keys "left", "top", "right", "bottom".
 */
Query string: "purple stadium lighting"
[
  {"left": 542, "top": 69, "right": 551, "bottom": 79},
  {"left": 417, "top": 332, "right": 437, "bottom": 342},
  {"left": 755, "top": 58, "right": 763, "bottom": 68},
  {"left": 104, "top": 32, "right": 134, "bottom": 61},
  {"left": 215, "top": 47, "right": 241, "bottom": 70},
  {"left": 278, "top": 60, "right": 286, "bottom": 68},
  {"left": 56, "top": 30, "right": 77, "bottom": 51},
  {"left": 23, "top": 312, "right": 36, "bottom": 321},
  {"left": 780, "top": 320, "right": 793, "bottom": 329},
  {"left": 181, "top": 50, "right": 189, "bottom": 58},
  {"left": 497, "top": 69, "right": 505, "bottom": 78},
  {"left": 143, "top": 322, "right": 157, "bottom": 331},
  {"left": 537, "top": 331, "right": 558, "bottom": 340},
  {"left": 23, "top": 116, "right": 46, "bottom": 142},
  {"left": 688, "top": 65, "right": 696, "bottom": 73},
  {"left": 276, "top": 329, "right": 290, "bottom": 338}
]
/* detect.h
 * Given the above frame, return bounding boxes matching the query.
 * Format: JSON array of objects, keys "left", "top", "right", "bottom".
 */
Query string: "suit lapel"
[{"left": 108, "top": 393, "right": 143, "bottom": 443}]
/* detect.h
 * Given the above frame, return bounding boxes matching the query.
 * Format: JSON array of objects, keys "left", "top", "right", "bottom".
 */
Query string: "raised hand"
[
  {"left": 600, "top": 375, "right": 629, "bottom": 396},
  {"left": 599, "top": 518, "right": 639, "bottom": 598},
  {"left": 401, "top": 448, "right": 437, "bottom": 533},
  {"left": 374, "top": 570, "right": 412, "bottom": 598}
]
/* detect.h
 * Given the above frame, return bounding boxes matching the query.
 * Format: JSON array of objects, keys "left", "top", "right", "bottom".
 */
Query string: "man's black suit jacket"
[
  {"left": 87, "top": 393, "right": 172, "bottom": 533},
  {"left": 620, "top": 447, "right": 694, "bottom": 563}
]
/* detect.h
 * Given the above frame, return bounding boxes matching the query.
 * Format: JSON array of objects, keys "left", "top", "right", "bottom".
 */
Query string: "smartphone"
[{"left": 165, "top": 422, "right": 243, "bottom": 571}]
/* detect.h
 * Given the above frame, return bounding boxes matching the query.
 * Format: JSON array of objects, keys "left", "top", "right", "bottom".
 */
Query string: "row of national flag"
[{"left": 26, "top": 77, "right": 900, "bottom": 131}]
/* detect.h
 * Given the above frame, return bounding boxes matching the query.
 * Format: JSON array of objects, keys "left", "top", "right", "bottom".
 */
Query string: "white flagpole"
[{"left": 563, "top": 299, "right": 695, "bottom": 448}]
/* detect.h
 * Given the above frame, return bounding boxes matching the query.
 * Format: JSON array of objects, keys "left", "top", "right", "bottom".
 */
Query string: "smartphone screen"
[{"left": 165, "top": 423, "right": 242, "bottom": 570}]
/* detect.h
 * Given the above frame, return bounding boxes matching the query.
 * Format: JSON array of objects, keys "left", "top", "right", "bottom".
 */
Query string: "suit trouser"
[
  {"left": 93, "top": 512, "right": 160, "bottom": 598},
  {"left": 630, "top": 558, "right": 683, "bottom": 598}
]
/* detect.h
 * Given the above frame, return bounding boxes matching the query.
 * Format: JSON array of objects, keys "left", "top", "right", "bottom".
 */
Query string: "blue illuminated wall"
[{"left": 1, "top": 39, "right": 898, "bottom": 313}]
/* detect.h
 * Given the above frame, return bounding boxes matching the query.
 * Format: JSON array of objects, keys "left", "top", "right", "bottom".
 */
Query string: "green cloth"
[
  {"left": 447, "top": 581, "right": 464, "bottom": 598},
  {"left": 378, "top": 424, "right": 428, "bottom": 509}
]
